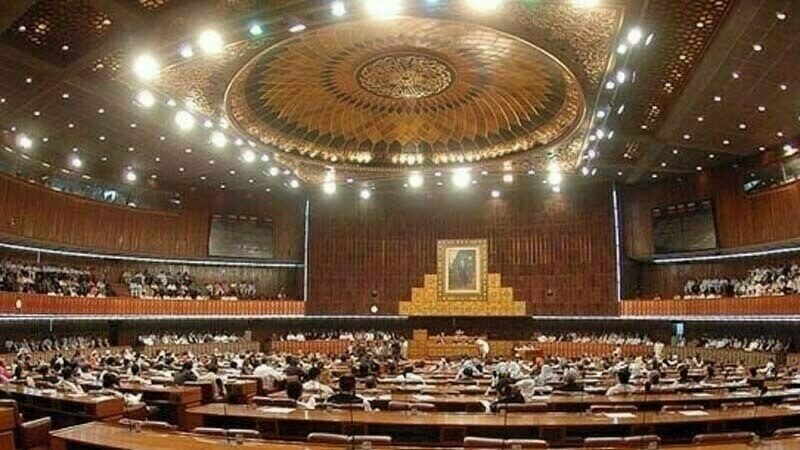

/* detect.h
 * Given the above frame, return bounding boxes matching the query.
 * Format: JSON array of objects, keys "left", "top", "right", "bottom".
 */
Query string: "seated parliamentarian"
[
  {"left": 394, "top": 366, "right": 425, "bottom": 384},
  {"left": 490, "top": 379, "right": 525, "bottom": 412},
  {"left": 303, "top": 366, "right": 334, "bottom": 395},
  {"left": 555, "top": 369, "right": 583, "bottom": 392},
  {"left": 286, "top": 380, "right": 316, "bottom": 410},
  {"left": 173, "top": 361, "right": 199, "bottom": 385},
  {"left": 326, "top": 375, "right": 371, "bottom": 410},
  {"left": 605, "top": 367, "right": 636, "bottom": 396}
]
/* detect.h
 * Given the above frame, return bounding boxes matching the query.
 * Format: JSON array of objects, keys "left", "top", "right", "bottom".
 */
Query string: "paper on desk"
[
  {"left": 678, "top": 410, "right": 709, "bottom": 416},
  {"left": 258, "top": 406, "right": 296, "bottom": 414},
  {"left": 603, "top": 412, "right": 636, "bottom": 419},
  {"left": 412, "top": 394, "right": 435, "bottom": 401},
  {"left": 783, "top": 405, "right": 800, "bottom": 411},
  {"left": 691, "top": 392, "right": 713, "bottom": 397},
  {"left": 528, "top": 395, "right": 551, "bottom": 401}
]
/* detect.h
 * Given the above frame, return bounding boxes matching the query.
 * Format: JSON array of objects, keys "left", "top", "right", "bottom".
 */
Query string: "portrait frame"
[{"left": 436, "top": 239, "right": 488, "bottom": 301}]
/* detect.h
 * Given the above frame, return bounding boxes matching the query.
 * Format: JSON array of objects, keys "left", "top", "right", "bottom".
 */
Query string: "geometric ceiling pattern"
[
  {"left": 0, "top": 0, "right": 792, "bottom": 194},
  {"left": 226, "top": 17, "right": 584, "bottom": 170}
]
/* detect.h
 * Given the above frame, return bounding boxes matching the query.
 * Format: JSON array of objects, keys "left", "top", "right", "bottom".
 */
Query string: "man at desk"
[
  {"left": 326, "top": 375, "right": 371, "bottom": 410},
  {"left": 394, "top": 366, "right": 425, "bottom": 384},
  {"left": 173, "top": 361, "right": 199, "bottom": 385},
  {"left": 605, "top": 367, "right": 636, "bottom": 396}
]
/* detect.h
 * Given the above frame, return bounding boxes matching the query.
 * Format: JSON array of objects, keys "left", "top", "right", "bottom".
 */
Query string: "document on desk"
[
  {"left": 412, "top": 394, "right": 435, "bottom": 401},
  {"left": 603, "top": 412, "right": 637, "bottom": 419},
  {"left": 691, "top": 392, "right": 713, "bottom": 397},
  {"left": 678, "top": 410, "right": 710, "bottom": 416},
  {"left": 258, "top": 407, "right": 296, "bottom": 414}
]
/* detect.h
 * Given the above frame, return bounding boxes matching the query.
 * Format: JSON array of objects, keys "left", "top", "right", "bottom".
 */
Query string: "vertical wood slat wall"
[
  {"left": 623, "top": 167, "right": 800, "bottom": 298},
  {"left": 307, "top": 184, "right": 617, "bottom": 316},
  {"left": 0, "top": 174, "right": 305, "bottom": 260}
]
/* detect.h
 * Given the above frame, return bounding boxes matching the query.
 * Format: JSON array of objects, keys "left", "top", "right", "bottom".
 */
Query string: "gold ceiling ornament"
[
  {"left": 357, "top": 53, "right": 455, "bottom": 99},
  {"left": 226, "top": 17, "right": 585, "bottom": 169}
]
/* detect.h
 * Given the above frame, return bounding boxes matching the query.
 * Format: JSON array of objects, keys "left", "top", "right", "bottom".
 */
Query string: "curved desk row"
[{"left": 184, "top": 403, "right": 800, "bottom": 446}]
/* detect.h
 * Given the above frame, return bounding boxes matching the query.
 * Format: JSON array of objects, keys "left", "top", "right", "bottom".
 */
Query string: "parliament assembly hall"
[{"left": 4, "top": 0, "right": 800, "bottom": 449}]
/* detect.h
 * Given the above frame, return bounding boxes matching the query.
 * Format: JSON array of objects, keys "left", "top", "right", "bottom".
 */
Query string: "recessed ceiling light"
[
  {"left": 672, "top": 148, "right": 679, "bottom": 155},
  {"left": 228, "top": 169, "right": 236, "bottom": 175},
  {"left": 210, "top": 131, "right": 227, "bottom": 148},
  {"left": 696, "top": 21, "right": 704, "bottom": 28},
  {"left": 502, "top": 173, "right": 514, "bottom": 184},
  {"left": 125, "top": 170, "right": 137, "bottom": 182},
  {"left": 753, "top": 43, "right": 763, "bottom": 52},
  {"left": 100, "top": 156, "right": 108, "bottom": 162},
  {"left": 135, "top": 90, "right": 155, "bottom": 108},
  {"left": 616, "top": 43, "right": 628, "bottom": 55},
  {"left": 757, "top": 105, "right": 766, "bottom": 112},
  {"left": 709, "top": 154, "right": 716, "bottom": 159},
  {"left": 605, "top": 81, "right": 616, "bottom": 90},
  {"left": 32, "top": 110, "right": 40, "bottom": 117},
  {"left": 154, "top": 156, "right": 161, "bottom": 162},
  {"left": 289, "top": 179, "right": 300, "bottom": 188},
  {"left": 491, "top": 190, "right": 501, "bottom": 198},
  {"left": 174, "top": 110, "right": 195, "bottom": 131},
  {"left": 16, "top": 134, "right": 32, "bottom": 149},
  {"left": 359, "top": 189, "right": 371, "bottom": 199},
  {"left": 722, "top": 139, "right": 730, "bottom": 145},
  {"left": 249, "top": 24, "right": 264, "bottom": 36},
  {"left": 209, "top": 160, "right": 215, "bottom": 165},
  {"left": 25, "top": 77, "right": 32, "bottom": 84},
  {"left": 61, "top": 92, "right": 70, "bottom": 99},
  {"left": 197, "top": 30, "right": 224, "bottom": 54},
  {"left": 179, "top": 44, "right": 194, "bottom": 58},
  {"left": 660, "top": 162, "right": 667, "bottom": 167},
  {"left": 651, "top": 173, "right": 658, "bottom": 179},
  {"left": 289, "top": 24, "right": 306, "bottom": 33},
  {"left": 731, "top": 72, "right": 740, "bottom": 79},
  {"left": 697, "top": 116, "right": 704, "bottom": 122},
  {"left": 128, "top": 147, "right": 135, "bottom": 152},
  {"left": 408, "top": 172, "right": 424, "bottom": 188},
  {"left": 758, "top": 146, "right": 766, "bottom": 151},
  {"left": 98, "top": 135, "right": 106, "bottom": 141},
  {"left": 777, "top": 131, "right": 784, "bottom": 137},
  {"left": 97, "top": 108, "right": 105, "bottom": 114},
  {"left": 184, "top": 148, "right": 192, "bottom": 153},
  {"left": 242, "top": 149, "right": 256, "bottom": 163},
  {"left": 713, "top": 95, "right": 721, "bottom": 102},
  {"left": 132, "top": 54, "right": 159, "bottom": 81},
  {"left": 696, "top": 166, "right": 703, "bottom": 171},
  {"left": 776, "top": 11, "right": 787, "bottom": 20},
  {"left": 626, "top": 27, "right": 643, "bottom": 45},
  {"left": 683, "top": 134, "right": 691, "bottom": 140},
  {"left": 739, "top": 123, "right": 747, "bottom": 129},
  {"left": 780, "top": 83, "right": 788, "bottom": 91},
  {"left": 178, "top": 167, "right": 185, "bottom": 172}
]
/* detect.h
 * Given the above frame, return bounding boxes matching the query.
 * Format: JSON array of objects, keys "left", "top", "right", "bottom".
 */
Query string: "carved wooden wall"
[
  {"left": 307, "top": 184, "right": 616, "bottom": 316},
  {"left": 0, "top": 174, "right": 305, "bottom": 260}
]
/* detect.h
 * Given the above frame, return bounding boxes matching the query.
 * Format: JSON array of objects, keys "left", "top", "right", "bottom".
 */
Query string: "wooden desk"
[
  {"left": 0, "top": 407, "right": 15, "bottom": 433},
  {"left": 185, "top": 402, "right": 800, "bottom": 445},
  {"left": 0, "top": 384, "right": 124, "bottom": 428},
  {"left": 185, "top": 379, "right": 258, "bottom": 404}
]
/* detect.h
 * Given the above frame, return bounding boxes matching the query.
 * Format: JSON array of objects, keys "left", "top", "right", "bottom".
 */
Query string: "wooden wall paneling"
[
  {"left": 0, "top": 174, "right": 305, "bottom": 260},
  {"left": 307, "top": 184, "right": 617, "bottom": 316}
]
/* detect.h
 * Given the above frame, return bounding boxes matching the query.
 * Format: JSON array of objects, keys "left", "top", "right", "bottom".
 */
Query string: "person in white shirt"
[
  {"left": 302, "top": 367, "right": 334, "bottom": 395},
  {"left": 253, "top": 358, "right": 285, "bottom": 391},
  {"left": 605, "top": 368, "right": 637, "bottom": 396},
  {"left": 394, "top": 366, "right": 425, "bottom": 384},
  {"left": 475, "top": 337, "right": 490, "bottom": 359}
]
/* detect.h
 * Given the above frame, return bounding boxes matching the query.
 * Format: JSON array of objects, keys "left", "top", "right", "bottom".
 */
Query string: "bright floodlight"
[
  {"left": 136, "top": 90, "right": 155, "bottom": 108},
  {"left": 210, "top": 131, "right": 227, "bottom": 148},
  {"left": 502, "top": 173, "right": 513, "bottom": 184},
  {"left": 269, "top": 166, "right": 280, "bottom": 176},
  {"left": 198, "top": 30, "right": 224, "bottom": 54},
  {"left": 547, "top": 171, "right": 563, "bottom": 185},
  {"left": 179, "top": 44, "right": 194, "bottom": 59},
  {"left": 451, "top": 168, "right": 471, "bottom": 188},
  {"left": 242, "top": 149, "right": 256, "bottom": 163},
  {"left": 133, "top": 54, "right": 159, "bottom": 81},
  {"left": 408, "top": 171, "right": 424, "bottom": 188},
  {"left": 467, "top": 0, "right": 501, "bottom": 12},
  {"left": 323, "top": 181, "right": 337, "bottom": 195},
  {"left": 249, "top": 24, "right": 264, "bottom": 36},
  {"left": 365, "top": 0, "right": 402, "bottom": 18},
  {"left": 71, "top": 156, "right": 82, "bottom": 168},
  {"left": 16, "top": 134, "right": 32, "bottom": 149},
  {"left": 360, "top": 188, "right": 372, "bottom": 199},
  {"left": 174, "top": 110, "right": 195, "bottom": 131},
  {"left": 491, "top": 190, "right": 501, "bottom": 198},
  {"left": 331, "top": 1, "right": 346, "bottom": 16},
  {"left": 125, "top": 170, "right": 137, "bottom": 182},
  {"left": 627, "top": 27, "right": 643, "bottom": 45},
  {"left": 289, "top": 179, "right": 300, "bottom": 189}
]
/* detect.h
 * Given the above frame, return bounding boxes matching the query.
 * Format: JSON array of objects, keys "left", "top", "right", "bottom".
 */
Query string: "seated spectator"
[
  {"left": 605, "top": 367, "right": 636, "bottom": 396},
  {"left": 326, "top": 375, "right": 371, "bottom": 410},
  {"left": 286, "top": 380, "right": 316, "bottom": 410}
]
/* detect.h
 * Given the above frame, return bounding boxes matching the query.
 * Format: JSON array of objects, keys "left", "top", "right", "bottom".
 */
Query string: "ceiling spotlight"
[
  {"left": 331, "top": 1, "right": 346, "bottom": 16},
  {"left": 174, "top": 110, "right": 195, "bottom": 131},
  {"left": 626, "top": 27, "right": 643, "bottom": 45},
  {"left": 739, "top": 123, "right": 747, "bottom": 129},
  {"left": 69, "top": 157, "right": 83, "bottom": 169},
  {"left": 269, "top": 167, "right": 280, "bottom": 176},
  {"left": 408, "top": 171, "right": 424, "bottom": 188},
  {"left": 757, "top": 105, "right": 766, "bottom": 112},
  {"left": 605, "top": 81, "right": 616, "bottom": 90},
  {"left": 502, "top": 173, "right": 513, "bottom": 184},
  {"left": 683, "top": 134, "right": 691, "bottom": 140},
  {"left": 467, "top": 0, "right": 501, "bottom": 12},
  {"left": 697, "top": 116, "right": 704, "bottom": 122},
  {"left": 551, "top": 185, "right": 561, "bottom": 193},
  {"left": 644, "top": 33, "right": 655, "bottom": 46},
  {"left": 616, "top": 43, "right": 628, "bottom": 55},
  {"left": 203, "top": 119, "right": 213, "bottom": 128},
  {"left": 581, "top": 166, "right": 590, "bottom": 176},
  {"left": 132, "top": 54, "right": 159, "bottom": 81},
  {"left": 289, "top": 179, "right": 300, "bottom": 189},
  {"left": 125, "top": 170, "right": 137, "bottom": 182},
  {"left": 451, "top": 168, "right": 471, "bottom": 188},
  {"left": 752, "top": 43, "right": 763, "bottom": 52},
  {"left": 777, "top": 11, "right": 787, "bottom": 20},
  {"left": 780, "top": 83, "right": 788, "bottom": 91},
  {"left": 248, "top": 24, "right": 264, "bottom": 36},
  {"left": 210, "top": 131, "right": 227, "bottom": 148},
  {"left": 713, "top": 95, "right": 721, "bottom": 102},
  {"left": 596, "top": 110, "right": 607, "bottom": 119},
  {"left": 491, "top": 190, "right": 501, "bottom": 198},
  {"left": 179, "top": 44, "right": 194, "bottom": 58},
  {"left": 617, "top": 104, "right": 625, "bottom": 115},
  {"left": 166, "top": 99, "right": 176, "bottom": 107},
  {"left": 239, "top": 149, "right": 255, "bottom": 163},
  {"left": 322, "top": 181, "right": 337, "bottom": 195},
  {"left": 260, "top": 154, "right": 269, "bottom": 162},
  {"left": 547, "top": 171, "right": 563, "bottom": 185},
  {"left": 359, "top": 188, "right": 372, "bottom": 200},
  {"left": 289, "top": 23, "right": 306, "bottom": 33},
  {"left": 615, "top": 70, "right": 627, "bottom": 84},
  {"left": 198, "top": 30, "right": 224, "bottom": 54},
  {"left": 16, "top": 134, "right": 32, "bottom": 149},
  {"left": 696, "top": 166, "right": 703, "bottom": 171},
  {"left": 364, "top": 0, "right": 402, "bottom": 18}
]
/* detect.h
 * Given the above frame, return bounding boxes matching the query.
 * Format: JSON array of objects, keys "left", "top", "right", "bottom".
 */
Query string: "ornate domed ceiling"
[{"left": 225, "top": 17, "right": 584, "bottom": 170}]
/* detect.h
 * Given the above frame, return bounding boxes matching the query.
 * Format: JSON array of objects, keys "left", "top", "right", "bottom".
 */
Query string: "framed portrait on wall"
[{"left": 437, "top": 239, "right": 488, "bottom": 301}]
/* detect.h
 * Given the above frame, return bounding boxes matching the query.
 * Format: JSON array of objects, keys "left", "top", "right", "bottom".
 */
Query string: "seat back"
[
  {"left": 505, "top": 438, "right": 549, "bottom": 449},
  {"left": 352, "top": 435, "right": 392, "bottom": 445},
  {"left": 588, "top": 404, "right": 637, "bottom": 414},
  {"left": 228, "top": 429, "right": 260, "bottom": 439},
  {"left": 464, "top": 437, "right": 505, "bottom": 448},
  {"left": 308, "top": 432, "right": 351, "bottom": 444},
  {"left": 387, "top": 401, "right": 436, "bottom": 412},
  {"left": 661, "top": 404, "right": 704, "bottom": 412},
  {"left": 0, "top": 399, "right": 21, "bottom": 426},
  {"left": 193, "top": 427, "right": 228, "bottom": 437},
  {"left": 720, "top": 401, "right": 755, "bottom": 410},
  {"left": 774, "top": 427, "right": 800, "bottom": 437},
  {"left": 141, "top": 421, "right": 176, "bottom": 431},
  {"left": 693, "top": 432, "right": 757, "bottom": 444},
  {"left": 585, "top": 435, "right": 659, "bottom": 448}
]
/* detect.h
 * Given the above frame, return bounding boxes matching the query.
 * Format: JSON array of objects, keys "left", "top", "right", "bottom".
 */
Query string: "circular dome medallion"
[
  {"left": 225, "top": 17, "right": 585, "bottom": 169},
  {"left": 357, "top": 53, "right": 455, "bottom": 99}
]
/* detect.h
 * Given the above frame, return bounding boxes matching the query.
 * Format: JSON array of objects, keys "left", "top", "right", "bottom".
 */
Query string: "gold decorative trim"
[{"left": 399, "top": 272, "right": 526, "bottom": 317}]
